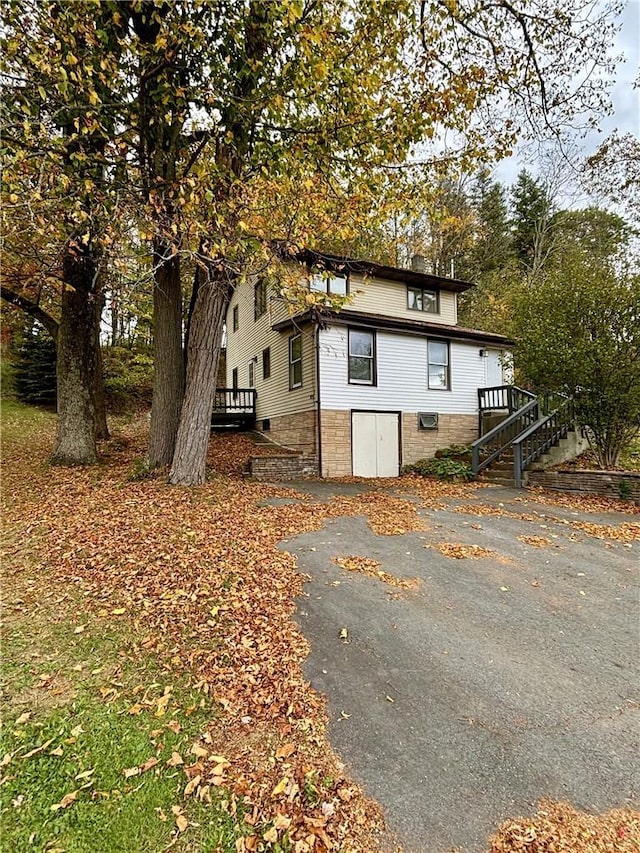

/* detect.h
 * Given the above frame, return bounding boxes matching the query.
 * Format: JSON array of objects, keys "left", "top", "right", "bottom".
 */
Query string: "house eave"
[
  {"left": 279, "top": 245, "right": 475, "bottom": 293},
  {"left": 272, "top": 308, "right": 514, "bottom": 348}
]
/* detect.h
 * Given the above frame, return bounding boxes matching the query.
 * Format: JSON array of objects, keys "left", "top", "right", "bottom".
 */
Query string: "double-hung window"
[
  {"left": 348, "top": 329, "right": 375, "bottom": 385},
  {"left": 408, "top": 286, "right": 439, "bottom": 314},
  {"left": 289, "top": 334, "right": 302, "bottom": 389},
  {"left": 428, "top": 340, "right": 450, "bottom": 390},
  {"left": 310, "top": 271, "right": 348, "bottom": 297},
  {"left": 262, "top": 347, "right": 271, "bottom": 380}
]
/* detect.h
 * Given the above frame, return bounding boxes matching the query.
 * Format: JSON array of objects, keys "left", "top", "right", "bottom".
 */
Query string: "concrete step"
[
  {"left": 487, "top": 461, "right": 513, "bottom": 471},
  {"left": 479, "top": 475, "right": 516, "bottom": 488}
]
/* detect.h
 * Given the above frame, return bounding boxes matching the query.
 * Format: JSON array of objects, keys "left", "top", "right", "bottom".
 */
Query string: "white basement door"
[{"left": 352, "top": 412, "right": 399, "bottom": 477}]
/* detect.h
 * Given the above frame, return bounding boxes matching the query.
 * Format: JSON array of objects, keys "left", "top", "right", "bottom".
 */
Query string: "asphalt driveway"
[{"left": 279, "top": 484, "right": 639, "bottom": 853}]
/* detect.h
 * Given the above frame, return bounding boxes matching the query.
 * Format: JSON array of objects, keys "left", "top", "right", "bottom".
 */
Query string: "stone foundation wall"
[
  {"left": 401, "top": 413, "right": 478, "bottom": 467},
  {"left": 319, "top": 410, "right": 479, "bottom": 478},
  {"left": 250, "top": 454, "right": 316, "bottom": 480},
  {"left": 526, "top": 470, "right": 640, "bottom": 503},
  {"left": 258, "top": 409, "right": 317, "bottom": 465},
  {"left": 319, "top": 410, "right": 352, "bottom": 477}
]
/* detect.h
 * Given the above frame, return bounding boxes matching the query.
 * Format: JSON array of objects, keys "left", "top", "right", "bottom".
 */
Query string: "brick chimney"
[{"left": 410, "top": 254, "right": 427, "bottom": 273}]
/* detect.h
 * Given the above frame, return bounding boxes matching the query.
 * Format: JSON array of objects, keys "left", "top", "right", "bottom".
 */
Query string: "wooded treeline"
[{"left": 2, "top": 0, "right": 637, "bottom": 481}]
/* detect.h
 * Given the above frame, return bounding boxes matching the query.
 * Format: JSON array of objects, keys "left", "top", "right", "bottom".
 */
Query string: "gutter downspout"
[{"left": 315, "top": 324, "right": 322, "bottom": 478}]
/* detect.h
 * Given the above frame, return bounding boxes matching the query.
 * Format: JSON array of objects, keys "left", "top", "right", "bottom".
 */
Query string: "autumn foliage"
[{"left": 2, "top": 409, "right": 638, "bottom": 851}]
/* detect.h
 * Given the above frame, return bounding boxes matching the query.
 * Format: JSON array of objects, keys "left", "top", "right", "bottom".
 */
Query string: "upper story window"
[
  {"left": 348, "top": 329, "right": 376, "bottom": 385},
  {"left": 310, "top": 271, "right": 348, "bottom": 297},
  {"left": 428, "top": 340, "right": 450, "bottom": 390},
  {"left": 232, "top": 305, "right": 239, "bottom": 331},
  {"left": 289, "top": 334, "right": 302, "bottom": 389},
  {"left": 408, "top": 286, "right": 439, "bottom": 314},
  {"left": 254, "top": 278, "right": 267, "bottom": 320}
]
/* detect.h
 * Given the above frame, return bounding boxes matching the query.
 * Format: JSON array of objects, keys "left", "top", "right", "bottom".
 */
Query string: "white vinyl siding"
[
  {"left": 319, "top": 325, "right": 488, "bottom": 414},
  {"left": 347, "top": 273, "right": 457, "bottom": 325}
]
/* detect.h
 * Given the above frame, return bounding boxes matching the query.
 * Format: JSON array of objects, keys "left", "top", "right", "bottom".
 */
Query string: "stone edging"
[{"left": 526, "top": 469, "right": 640, "bottom": 503}]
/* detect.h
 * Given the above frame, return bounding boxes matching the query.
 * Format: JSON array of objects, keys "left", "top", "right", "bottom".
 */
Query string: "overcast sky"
[{"left": 494, "top": 0, "right": 639, "bottom": 193}]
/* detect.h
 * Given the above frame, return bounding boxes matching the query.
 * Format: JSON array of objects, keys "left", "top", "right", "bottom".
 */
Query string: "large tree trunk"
[
  {"left": 169, "top": 263, "right": 229, "bottom": 485},
  {"left": 149, "top": 241, "right": 184, "bottom": 467},
  {"left": 51, "top": 246, "right": 99, "bottom": 465}
]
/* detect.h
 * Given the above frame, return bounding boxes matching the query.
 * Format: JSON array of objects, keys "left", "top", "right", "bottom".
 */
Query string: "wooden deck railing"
[
  {"left": 211, "top": 388, "right": 256, "bottom": 427},
  {"left": 472, "top": 387, "right": 577, "bottom": 486},
  {"left": 472, "top": 397, "right": 539, "bottom": 475}
]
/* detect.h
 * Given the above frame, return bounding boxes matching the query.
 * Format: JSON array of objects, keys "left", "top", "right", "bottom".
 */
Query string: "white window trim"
[
  {"left": 427, "top": 339, "right": 450, "bottom": 390},
  {"left": 310, "top": 271, "right": 348, "bottom": 297}
]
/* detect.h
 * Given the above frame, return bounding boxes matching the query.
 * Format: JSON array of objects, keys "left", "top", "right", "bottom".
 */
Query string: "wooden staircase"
[
  {"left": 472, "top": 387, "right": 577, "bottom": 488},
  {"left": 477, "top": 450, "right": 517, "bottom": 488}
]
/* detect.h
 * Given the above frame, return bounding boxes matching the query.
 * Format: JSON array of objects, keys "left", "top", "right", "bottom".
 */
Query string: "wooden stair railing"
[{"left": 512, "top": 396, "right": 576, "bottom": 487}]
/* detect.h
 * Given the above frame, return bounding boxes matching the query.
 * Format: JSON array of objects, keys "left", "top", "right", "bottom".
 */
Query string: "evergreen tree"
[
  {"left": 458, "top": 173, "right": 514, "bottom": 281},
  {"left": 510, "top": 170, "right": 554, "bottom": 269},
  {"left": 13, "top": 324, "right": 57, "bottom": 406}
]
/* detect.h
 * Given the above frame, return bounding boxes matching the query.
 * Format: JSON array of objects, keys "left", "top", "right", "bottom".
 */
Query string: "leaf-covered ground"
[{"left": 2, "top": 404, "right": 638, "bottom": 852}]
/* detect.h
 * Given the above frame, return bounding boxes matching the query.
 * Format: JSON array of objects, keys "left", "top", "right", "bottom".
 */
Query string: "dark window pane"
[
  {"left": 310, "top": 274, "right": 327, "bottom": 293},
  {"left": 349, "top": 356, "right": 372, "bottom": 382},
  {"left": 330, "top": 274, "right": 347, "bottom": 296},
  {"left": 423, "top": 290, "right": 438, "bottom": 313},
  {"left": 291, "top": 335, "right": 302, "bottom": 361},
  {"left": 254, "top": 279, "right": 267, "bottom": 319},
  {"left": 429, "top": 365, "right": 447, "bottom": 388},
  {"left": 428, "top": 341, "right": 448, "bottom": 364}
]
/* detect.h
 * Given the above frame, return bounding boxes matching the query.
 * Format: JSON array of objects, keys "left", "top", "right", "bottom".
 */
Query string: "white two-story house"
[{"left": 224, "top": 250, "right": 513, "bottom": 478}]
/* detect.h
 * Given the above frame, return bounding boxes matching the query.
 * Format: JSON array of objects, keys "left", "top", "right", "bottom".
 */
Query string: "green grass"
[
  {"left": 1, "top": 611, "right": 245, "bottom": 853},
  {"left": 1, "top": 396, "right": 54, "bottom": 433},
  {"left": 1, "top": 552, "right": 246, "bottom": 853}
]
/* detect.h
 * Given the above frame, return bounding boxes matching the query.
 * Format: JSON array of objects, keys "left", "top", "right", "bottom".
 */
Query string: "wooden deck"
[{"left": 211, "top": 388, "right": 256, "bottom": 430}]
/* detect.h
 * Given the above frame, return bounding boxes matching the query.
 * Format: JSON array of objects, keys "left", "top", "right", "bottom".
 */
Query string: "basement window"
[{"left": 418, "top": 412, "right": 439, "bottom": 430}]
